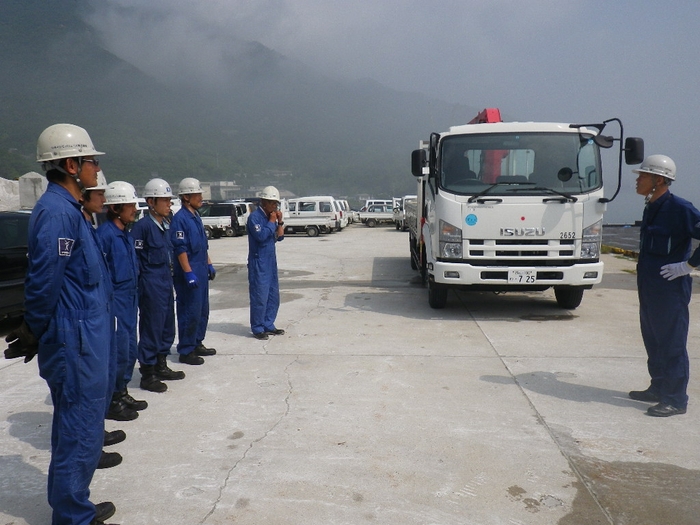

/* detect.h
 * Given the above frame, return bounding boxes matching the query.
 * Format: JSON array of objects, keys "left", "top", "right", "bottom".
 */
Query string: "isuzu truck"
[{"left": 407, "top": 108, "right": 644, "bottom": 309}]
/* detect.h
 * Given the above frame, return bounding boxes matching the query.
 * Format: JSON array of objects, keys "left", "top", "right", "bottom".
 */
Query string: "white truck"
[
  {"left": 393, "top": 194, "right": 417, "bottom": 231},
  {"left": 408, "top": 108, "right": 644, "bottom": 309}
]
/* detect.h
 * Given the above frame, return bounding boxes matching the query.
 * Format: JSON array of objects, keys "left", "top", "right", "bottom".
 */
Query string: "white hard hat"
[
  {"left": 633, "top": 154, "right": 676, "bottom": 181},
  {"left": 86, "top": 170, "right": 108, "bottom": 191},
  {"left": 178, "top": 177, "right": 202, "bottom": 196},
  {"left": 259, "top": 185, "right": 280, "bottom": 202},
  {"left": 143, "top": 178, "right": 173, "bottom": 198},
  {"left": 36, "top": 123, "right": 104, "bottom": 163},
  {"left": 105, "top": 181, "right": 138, "bottom": 205}
]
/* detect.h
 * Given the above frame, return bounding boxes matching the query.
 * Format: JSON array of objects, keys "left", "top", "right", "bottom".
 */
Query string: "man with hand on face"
[
  {"left": 170, "top": 177, "right": 216, "bottom": 365},
  {"left": 16, "top": 124, "right": 117, "bottom": 524},
  {"left": 630, "top": 154, "right": 700, "bottom": 417},
  {"left": 247, "top": 186, "right": 286, "bottom": 340},
  {"left": 130, "top": 179, "right": 185, "bottom": 393}
]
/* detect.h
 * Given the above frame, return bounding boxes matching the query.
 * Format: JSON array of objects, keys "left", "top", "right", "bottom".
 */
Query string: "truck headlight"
[
  {"left": 581, "top": 220, "right": 602, "bottom": 260},
  {"left": 439, "top": 220, "right": 462, "bottom": 259}
]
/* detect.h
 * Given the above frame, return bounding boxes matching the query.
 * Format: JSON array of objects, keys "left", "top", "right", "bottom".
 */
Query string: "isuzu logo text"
[{"left": 500, "top": 227, "right": 546, "bottom": 236}]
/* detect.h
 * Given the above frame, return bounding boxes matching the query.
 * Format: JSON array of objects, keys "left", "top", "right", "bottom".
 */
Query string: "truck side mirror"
[
  {"left": 624, "top": 137, "right": 644, "bottom": 165},
  {"left": 411, "top": 149, "right": 426, "bottom": 177}
]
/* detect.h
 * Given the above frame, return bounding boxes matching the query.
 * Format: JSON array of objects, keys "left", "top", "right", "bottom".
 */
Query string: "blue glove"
[
  {"left": 208, "top": 264, "right": 216, "bottom": 281},
  {"left": 185, "top": 271, "right": 199, "bottom": 288},
  {"left": 660, "top": 261, "right": 694, "bottom": 281}
]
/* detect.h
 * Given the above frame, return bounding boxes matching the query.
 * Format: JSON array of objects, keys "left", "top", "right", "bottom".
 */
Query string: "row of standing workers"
[{"left": 3, "top": 124, "right": 286, "bottom": 525}]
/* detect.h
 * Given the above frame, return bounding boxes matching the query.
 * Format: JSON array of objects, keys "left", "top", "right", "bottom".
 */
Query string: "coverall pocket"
[
  {"left": 37, "top": 342, "right": 67, "bottom": 386},
  {"left": 642, "top": 226, "right": 672, "bottom": 256}
]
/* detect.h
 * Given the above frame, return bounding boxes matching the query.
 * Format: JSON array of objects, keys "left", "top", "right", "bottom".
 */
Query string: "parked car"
[
  {"left": 0, "top": 211, "right": 31, "bottom": 319},
  {"left": 199, "top": 202, "right": 246, "bottom": 238}
]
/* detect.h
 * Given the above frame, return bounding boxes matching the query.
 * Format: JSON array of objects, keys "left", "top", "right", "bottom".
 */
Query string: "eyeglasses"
[{"left": 82, "top": 158, "right": 100, "bottom": 167}]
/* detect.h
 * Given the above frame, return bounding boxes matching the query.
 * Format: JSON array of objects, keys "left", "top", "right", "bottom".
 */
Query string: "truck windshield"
[{"left": 438, "top": 132, "right": 601, "bottom": 196}]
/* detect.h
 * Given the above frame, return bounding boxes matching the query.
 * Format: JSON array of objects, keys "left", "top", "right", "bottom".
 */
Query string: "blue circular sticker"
[{"left": 465, "top": 214, "right": 478, "bottom": 226}]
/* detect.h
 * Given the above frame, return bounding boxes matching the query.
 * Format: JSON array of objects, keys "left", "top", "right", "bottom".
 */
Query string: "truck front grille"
[{"left": 467, "top": 239, "right": 575, "bottom": 259}]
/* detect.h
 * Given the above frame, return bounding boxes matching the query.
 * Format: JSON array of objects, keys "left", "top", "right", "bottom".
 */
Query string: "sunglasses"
[{"left": 82, "top": 158, "right": 100, "bottom": 167}]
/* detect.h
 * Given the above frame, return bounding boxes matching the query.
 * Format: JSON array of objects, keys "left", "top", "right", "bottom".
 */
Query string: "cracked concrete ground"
[{"left": 1, "top": 224, "right": 699, "bottom": 525}]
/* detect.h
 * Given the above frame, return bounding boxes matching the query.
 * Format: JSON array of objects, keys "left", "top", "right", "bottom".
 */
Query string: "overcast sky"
[{"left": 88, "top": 0, "right": 700, "bottom": 223}]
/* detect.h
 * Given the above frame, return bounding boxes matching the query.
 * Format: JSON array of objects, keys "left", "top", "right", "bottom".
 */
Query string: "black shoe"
[
  {"left": 647, "top": 403, "right": 687, "bottom": 417},
  {"left": 97, "top": 451, "right": 122, "bottom": 469},
  {"left": 195, "top": 343, "right": 217, "bottom": 356},
  {"left": 155, "top": 354, "right": 186, "bottom": 380},
  {"left": 179, "top": 352, "right": 204, "bottom": 365},
  {"left": 265, "top": 328, "right": 285, "bottom": 336},
  {"left": 140, "top": 365, "right": 168, "bottom": 392},
  {"left": 629, "top": 389, "right": 660, "bottom": 403},
  {"left": 90, "top": 501, "right": 116, "bottom": 524},
  {"left": 122, "top": 389, "right": 148, "bottom": 411},
  {"left": 106, "top": 398, "right": 139, "bottom": 422},
  {"left": 253, "top": 332, "right": 269, "bottom": 340},
  {"left": 103, "top": 429, "right": 126, "bottom": 447}
]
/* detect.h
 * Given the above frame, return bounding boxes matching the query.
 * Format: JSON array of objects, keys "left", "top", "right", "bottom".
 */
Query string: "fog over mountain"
[{"left": 0, "top": 0, "right": 477, "bottom": 201}]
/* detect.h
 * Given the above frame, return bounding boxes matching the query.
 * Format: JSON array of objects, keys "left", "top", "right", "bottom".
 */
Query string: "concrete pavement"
[{"left": 1, "top": 224, "right": 699, "bottom": 525}]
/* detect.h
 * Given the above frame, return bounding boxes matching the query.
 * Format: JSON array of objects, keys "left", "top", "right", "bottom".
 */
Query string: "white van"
[{"left": 288, "top": 196, "right": 342, "bottom": 232}]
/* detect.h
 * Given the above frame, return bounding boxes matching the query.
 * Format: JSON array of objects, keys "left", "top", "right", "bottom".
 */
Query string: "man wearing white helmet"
[
  {"left": 630, "top": 154, "right": 700, "bottom": 417},
  {"left": 97, "top": 181, "right": 149, "bottom": 424},
  {"left": 130, "top": 178, "right": 186, "bottom": 393},
  {"left": 247, "top": 185, "right": 286, "bottom": 340},
  {"left": 5, "top": 124, "right": 117, "bottom": 523},
  {"left": 170, "top": 177, "right": 217, "bottom": 365}
]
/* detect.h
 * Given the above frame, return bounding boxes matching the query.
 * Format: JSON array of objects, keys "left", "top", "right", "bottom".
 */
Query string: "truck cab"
[{"left": 409, "top": 111, "right": 643, "bottom": 309}]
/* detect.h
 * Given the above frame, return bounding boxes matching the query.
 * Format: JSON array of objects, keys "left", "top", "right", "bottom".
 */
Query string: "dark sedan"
[{"left": 0, "top": 210, "right": 30, "bottom": 319}]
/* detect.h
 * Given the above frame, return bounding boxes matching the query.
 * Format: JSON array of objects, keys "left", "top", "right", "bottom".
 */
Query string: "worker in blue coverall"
[
  {"left": 248, "top": 186, "right": 286, "bottom": 340},
  {"left": 19, "top": 124, "right": 117, "bottom": 524},
  {"left": 77, "top": 172, "right": 127, "bottom": 473},
  {"left": 170, "top": 177, "right": 217, "bottom": 365},
  {"left": 97, "top": 181, "right": 148, "bottom": 420},
  {"left": 130, "top": 178, "right": 185, "bottom": 393},
  {"left": 629, "top": 154, "right": 700, "bottom": 417}
]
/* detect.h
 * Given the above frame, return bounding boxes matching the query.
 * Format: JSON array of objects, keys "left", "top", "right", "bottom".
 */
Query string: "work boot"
[
  {"left": 97, "top": 450, "right": 122, "bottom": 469},
  {"left": 90, "top": 501, "right": 116, "bottom": 524},
  {"left": 121, "top": 388, "right": 148, "bottom": 410},
  {"left": 139, "top": 365, "right": 168, "bottom": 393},
  {"left": 195, "top": 343, "right": 216, "bottom": 356},
  {"left": 103, "top": 429, "right": 126, "bottom": 447},
  {"left": 155, "top": 354, "right": 186, "bottom": 380},
  {"left": 179, "top": 352, "right": 204, "bottom": 365},
  {"left": 106, "top": 393, "right": 139, "bottom": 421}
]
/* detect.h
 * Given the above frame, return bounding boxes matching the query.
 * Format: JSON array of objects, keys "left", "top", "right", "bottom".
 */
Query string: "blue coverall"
[
  {"left": 96, "top": 220, "right": 139, "bottom": 393},
  {"left": 638, "top": 191, "right": 700, "bottom": 410},
  {"left": 170, "top": 207, "right": 210, "bottom": 356},
  {"left": 247, "top": 206, "right": 283, "bottom": 335},
  {"left": 130, "top": 214, "right": 175, "bottom": 365},
  {"left": 24, "top": 182, "right": 112, "bottom": 525}
]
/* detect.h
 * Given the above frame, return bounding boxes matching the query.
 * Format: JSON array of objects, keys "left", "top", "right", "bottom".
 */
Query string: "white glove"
[{"left": 660, "top": 261, "right": 694, "bottom": 281}]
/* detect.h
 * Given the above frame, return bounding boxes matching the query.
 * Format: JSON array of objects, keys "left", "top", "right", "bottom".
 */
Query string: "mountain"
[{"left": 0, "top": 0, "right": 477, "bottom": 202}]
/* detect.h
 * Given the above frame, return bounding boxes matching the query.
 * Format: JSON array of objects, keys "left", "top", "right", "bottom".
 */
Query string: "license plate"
[{"left": 508, "top": 269, "right": 536, "bottom": 284}]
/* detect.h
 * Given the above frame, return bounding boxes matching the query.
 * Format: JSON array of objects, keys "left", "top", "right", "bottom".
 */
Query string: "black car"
[{"left": 0, "top": 210, "right": 31, "bottom": 319}]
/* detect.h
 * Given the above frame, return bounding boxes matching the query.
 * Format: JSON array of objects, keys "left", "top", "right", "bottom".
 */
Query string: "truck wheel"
[
  {"left": 554, "top": 286, "right": 584, "bottom": 309},
  {"left": 204, "top": 226, "right": 213, "bottom": 240},
  {"left": 428, "top": 278, "right": 448, "bottom": 309},
  {"left": 306, "top": 226, "right": 319, "bottom": 237},
  {"left": 367, "top": 219, "right": 377, "bottom": 228},
  {"left": 225, "top": 227, "right": 235, "bottom": 237}
]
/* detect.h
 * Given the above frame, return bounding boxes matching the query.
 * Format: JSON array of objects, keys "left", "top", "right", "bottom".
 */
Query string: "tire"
[
  {"left": 306, "top": 226, "right": 319, "bottom": 237},
  {"left": 554, "top": 286, "right": 584, "bottom": 309},
  {"left": 428, "top": 278, "right": 448, "bottom": 309},
  {"left": 366, "top": 219, "right": 377, "bottom": 228},
  {"left": 204, "top": 226, "right": 212, "bottom": 240},
  {"left": 225, "top": 227, "right": 235, "bottom": 237}
]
